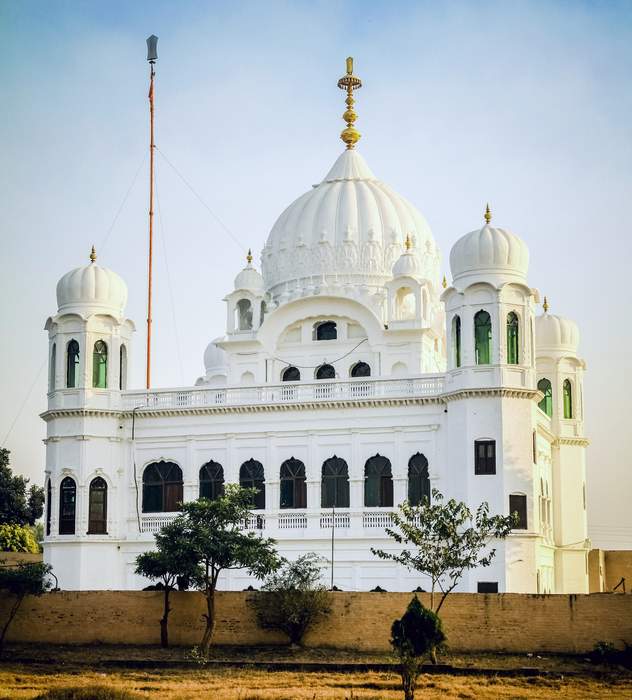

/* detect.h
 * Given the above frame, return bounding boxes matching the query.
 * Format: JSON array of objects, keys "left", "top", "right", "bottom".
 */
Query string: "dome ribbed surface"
[
  {"left": 234, "top": 264, "right": 264, "bottom": 292},
  {"left": 56, "top": 263, "right": 127, "bottom": 315},
  {"left": 449, "top": 224, "right": 529, "bottom": 285},
  {"left": 261, "top": 150, "right": 438, "bottom": 300},
  {"left": 536, "top": 313, "right": 579, "bottom": 353}
]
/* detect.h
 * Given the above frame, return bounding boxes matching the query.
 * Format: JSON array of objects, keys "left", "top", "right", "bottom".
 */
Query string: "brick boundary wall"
[{"left": 2, "top": 592, "right": 631, "bottom": 653}]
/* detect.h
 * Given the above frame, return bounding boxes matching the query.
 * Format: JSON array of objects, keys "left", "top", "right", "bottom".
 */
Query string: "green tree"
[
  {"left": 135, "top": 519, "right": 199, "bottom": 648},
  {"left": 372, "top": 489, "right": 515, "bottom": 614},
  {"left": 391, "top": 596, "right": 446, "bottom": 700},
  {"left": 175, "top": 486, "right": 280, "bottom": 654},
  {"left": 0, "top": 560, "right": 53, "bottom": 650},
  {"left": 250, "top": 553, "right": 332, "bottom": 645},
  {"left": 0, "top": 523, "right": 40, "bottom": 553},
  {"left": 0, "top": 449, "right": 44, "bottom": 526}
]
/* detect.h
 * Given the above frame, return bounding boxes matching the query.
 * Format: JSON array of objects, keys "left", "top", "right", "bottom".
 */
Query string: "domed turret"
[
  {"left": 392, "top": 235, "right": 423, "bottom": 278},
  {"left": 449, "top": 206, "right": 529, "bottom": 287},
  {"left": 56, "top": 247, "right": 127, "bottom": 316},
  {"left": 536, "top": 298, "right": 579, "bottom": 356},
  {"left": 234, "top": 250, "right": 264, "bottom": 292},
  {"left": 204, "top": 340, "right": 228, "bottom": 374}
]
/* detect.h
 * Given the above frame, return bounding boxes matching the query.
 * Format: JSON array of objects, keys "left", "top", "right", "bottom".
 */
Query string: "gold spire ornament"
[
  {"left": 543, "top": 296, "right": 549, "bottom": 313},
  {"left": 404, "top": 233, "right": 412, "bottom": 251},
  {"left": 442, "top": 275, "right": 447, "bottom": 289},
  {"left": 247, "top": 249, "right": 253, "bottom": 265},
  {"left": 484, "top": 203, "right": 492, "bottom": 225},
  {"left": 337, "top": 57, "right": 362, "bottom": 150},
  {"left": 89, "top": 245, "right": 97, "bottom": 263}
]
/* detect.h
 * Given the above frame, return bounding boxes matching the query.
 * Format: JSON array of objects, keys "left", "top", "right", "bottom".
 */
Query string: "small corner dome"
[
  {"left": 56, "top": 254, "right": 127, "bottom": 315},
  {"left": 234, "top": 260, "right": 264, "bottom": 293},
  {"left": 536, "top": 312, "right": 579, "bottom": 354},
  {"left": 203, "top": 340, "right": 228, "bottom": 373},
  {"left": 392, "top": 238, "right": 422, "bottom": 278},
  {"left": 449, "top": 222, "right": 529, "bottom": 286}
]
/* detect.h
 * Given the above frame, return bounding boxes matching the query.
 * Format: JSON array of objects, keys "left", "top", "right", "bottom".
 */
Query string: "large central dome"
[{"left": 261, "top": 149, "right": 439, "bottom": 304}]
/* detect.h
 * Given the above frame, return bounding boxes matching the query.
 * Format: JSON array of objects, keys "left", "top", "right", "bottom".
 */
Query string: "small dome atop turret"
[
  {"left": 392, "top": 235, "right": 422, "bottom": 278},
  {"left": 536, "top": 300, "right": 579, "bottom": 355},
  {"left": 234, "top": 250, "right": 264, "bottom": 292},
  {"left": 56, "top": 247, "right": 127, "bottom": 316},
  {"left": 204, "top": 340, "right": 228, "bottom": 374},
  {"left": 449, "top": 206, "right": 529, "bottom": 287}
]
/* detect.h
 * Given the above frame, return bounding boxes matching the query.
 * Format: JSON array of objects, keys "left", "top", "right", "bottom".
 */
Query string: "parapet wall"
[{"left": 3, "top": 591, "right": 631, "bottom": 653}]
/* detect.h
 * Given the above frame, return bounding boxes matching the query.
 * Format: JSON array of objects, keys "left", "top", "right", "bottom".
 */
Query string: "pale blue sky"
[{"left": 1, "top": 0, "right": 631, "bottom": 546}]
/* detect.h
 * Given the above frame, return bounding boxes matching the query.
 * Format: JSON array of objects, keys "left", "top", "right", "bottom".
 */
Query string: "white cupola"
[
  {"left": 224, "top": 250, "right": 267, "bottom": 335},
  {"left": 56, "top": 247, "right": 128, "bottom": 317},
  {"left": 45, "top": 247, "right": 134, "bottom": 411},
  {"left": 535, "top": 301, "right": 580, "bottom": 358},
  {"left": 449, "top": 205, "right": 529, "bottom": 288}
]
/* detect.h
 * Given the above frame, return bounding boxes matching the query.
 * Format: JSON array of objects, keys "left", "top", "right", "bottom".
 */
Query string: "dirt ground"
[
  {"left": 1, "top": 646, "right": 630, "bottom": 700},
  {"left": 0, "top": 664, "right": 631, "bottom": 699}
]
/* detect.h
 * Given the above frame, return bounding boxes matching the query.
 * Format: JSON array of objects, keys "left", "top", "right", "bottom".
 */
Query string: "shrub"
[
  {"left": 250, "top": 553, "right": 332, "bottom": 645},
  {"left": 34, "top": 687, "right": 141, "bottom": 699},
  {"left": 590, "top": 640, "right": 632, "bottom": 668},
  {"left": 0, "top": 523, "right": 40, "bottom": 553},
  {"left": 391, "top": 596, "right": 446, "bottom": 700}
]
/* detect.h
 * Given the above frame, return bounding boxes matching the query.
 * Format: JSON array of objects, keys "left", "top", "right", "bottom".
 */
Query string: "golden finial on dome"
[
  {"left": 337, "top": 56, "right": 362, "bottom": 150},
  {"left": 484, "top": 203, "right": 492, "bottom": 225},
  {"left": 89, "top": 245, "right": 97, "bottom": 263},
  {"left": 543, "top": 296, "right": 549, "bottom": 313},
  {"left": 442, "top": 275, "right": 447, "bottom": 289},
  {"left": 404, "top": 233, "right": 412, "bottom": 251},
  {"left": 246, "top": 248, "right": 253, "bottom": 265}
]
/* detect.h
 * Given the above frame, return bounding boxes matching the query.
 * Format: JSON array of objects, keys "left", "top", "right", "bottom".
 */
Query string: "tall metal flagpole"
[{"left": 146, "top": 35, "right": 158, "bottom": 390}]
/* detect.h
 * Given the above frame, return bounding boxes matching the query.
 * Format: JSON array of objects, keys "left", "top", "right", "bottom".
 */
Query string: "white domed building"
[{"left": 41, "top": 64, "right": 588, "bottom": 594}]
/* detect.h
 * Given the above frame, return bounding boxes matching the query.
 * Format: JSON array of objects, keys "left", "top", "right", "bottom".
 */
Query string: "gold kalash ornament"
[{"left": 337, "top": 57, "right": 362, "bottom": 149}]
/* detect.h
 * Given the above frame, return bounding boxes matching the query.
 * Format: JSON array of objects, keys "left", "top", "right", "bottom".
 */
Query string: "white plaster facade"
[{"left": 41, "top": 142, "right": 589, "bottom": 594}]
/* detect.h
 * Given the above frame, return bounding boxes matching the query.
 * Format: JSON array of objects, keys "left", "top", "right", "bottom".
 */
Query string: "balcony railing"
[
  {"left": 138, "top": 510, "right": 396, "bottom": 535},
  {"left": 122, "top": 375, "right": 445, "bottom": 412}
]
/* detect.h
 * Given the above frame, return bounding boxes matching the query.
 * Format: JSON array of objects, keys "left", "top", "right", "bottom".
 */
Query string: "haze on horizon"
[{"left": 1, "top": 0, "right": 630, "bottom": 548}]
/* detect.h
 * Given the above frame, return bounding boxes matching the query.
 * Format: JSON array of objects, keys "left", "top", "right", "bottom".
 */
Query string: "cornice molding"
[
  {"left": 41, "top": 386, "right": 542, "bottom": 422},
  {"left": 554, "top": 437, "right": 590, "bottom": 447}
]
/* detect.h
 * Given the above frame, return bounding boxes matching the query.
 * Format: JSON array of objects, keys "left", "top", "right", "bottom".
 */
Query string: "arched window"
[
  {"left": 364, "top": 455, "right": 393, "bottom": 507},
  {"left": 199, "top": 461, "right": 224, "bottom": 501},
  {"left": 350, "top": 362, "right": 371, "bottom": 378},
  {"left": 59, "top": 476, "right": 76, "bottom": 535},
  {"left": 119, "top": 344, "right": 127, "bottom": 390},
  {"left": 66, "top": 340, "right": 80, "bottom": 388},
  {"left": 92, "top": 340, "right": 108, "bottom": 388},
  {"left": 239, "top": 459, "right": 265, "bottom": 510},
  {"left": 49, "top": 344, "right": 56, "bottom": 392},
  {"left": 321, "top": 456, "right": 350, "bottom": 508},
  {"left": 316, "top": 364, "right": 335, "bottom": 380},
  {"left": 282, "top": 366, "right": 300, "bottom": 382},
  {"left": 142, "top": 461, "right": 183, "bottom": 513},
  {"left": 408, "top": 453, "right": 430, "bottom": 506},
  {"left": 474, "top": 310, "right": 492, "bottom": 365},
  {"left": 506, "top": 312, "right": 519, "bottom": 365},
  {"left": 237, "top": 299, "right": 253, "bottom": 330},
  {"left": 88, "top": 477, "right": 107, "bottom": 534},
  {"left": 315, "top": 321, "right": 337, "bottom": 341},
  {"left": 452, "top": 315, "right": 461, "bottom": 368},
  {"left": 395, "top": 287, "right": 416, "bottom": 320},
  {"left": 45, "top": 479, "right": 51, "bottom": 536},
  {"left": 537, "top": 378, "right": 552, "bottom": 417},
  {"left": 563, "top": 379, "right": 573, "bottom": 418},
  {"left": 280, "top": 458, "right": 307, "bottom": 509}
]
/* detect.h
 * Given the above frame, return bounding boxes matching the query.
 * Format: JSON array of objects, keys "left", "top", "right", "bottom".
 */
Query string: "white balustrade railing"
[
  {"left": 139, "top": 510, "right": 401, "bottom": 535},
  {"left": 320, "top": 512, "right": 351, "bottom": 529},
  {"left": 122, "top": 375, "right": 445, "bottom": 411},
  {"left": 139, "top": 513, "right": 179, "bottom": 533},
  {"left": 362, "top": 511, "right": 394, "bottom": 529},
  {"left": 278, "top": 512, "right": 308, "bottom": 529}
]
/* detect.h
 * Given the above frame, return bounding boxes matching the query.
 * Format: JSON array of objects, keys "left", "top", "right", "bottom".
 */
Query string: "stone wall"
[{"left": 3, "top": 591, "right": 632, "bottom": 653}]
